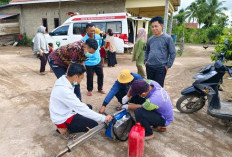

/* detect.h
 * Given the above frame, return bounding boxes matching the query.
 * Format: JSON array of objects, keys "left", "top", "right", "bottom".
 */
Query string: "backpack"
[{"left": 105, "top": 109, "right": 135, "bottom": 141}]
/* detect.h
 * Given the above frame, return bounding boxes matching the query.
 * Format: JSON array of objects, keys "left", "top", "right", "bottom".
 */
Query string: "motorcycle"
[{"left": 176, "top": 40, "right": 232, "bottom": 131}]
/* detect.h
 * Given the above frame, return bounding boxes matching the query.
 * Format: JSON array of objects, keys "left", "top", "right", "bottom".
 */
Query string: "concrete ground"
[{"left": 0, "top": 44, "right": 231, "bottom": 157}]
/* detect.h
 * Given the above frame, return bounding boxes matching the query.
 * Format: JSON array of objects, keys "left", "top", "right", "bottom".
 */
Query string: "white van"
[{"left": 45, "top": 12, "right": 150, "bottom": 53}]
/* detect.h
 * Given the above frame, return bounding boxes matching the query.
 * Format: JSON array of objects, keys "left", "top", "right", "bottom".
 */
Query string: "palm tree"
[
  {"left": 185, "top": 2, "right": 198, "bottom": 24},
  {"left": 203, "top": 0, "right": 227, "bottom": 28},
  {"left": 185, "top": 0, "right": 208, "bottom": 28},
  {"left": 216, "top": 14, "right": 229, "bottom": 28},
  {"left": 174, "top": 8, "right": 188, "bottom": 25}
]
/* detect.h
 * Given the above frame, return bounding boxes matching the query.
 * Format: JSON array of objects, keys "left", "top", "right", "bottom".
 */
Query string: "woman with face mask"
[{"left": 48, "top": 38, "right": 98, "bottom": 101}]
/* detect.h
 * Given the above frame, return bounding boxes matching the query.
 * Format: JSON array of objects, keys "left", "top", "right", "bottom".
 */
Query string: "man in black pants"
[
  {"left": 48, "top": 38, "right": 98, "bottom": 101},
  {"left": 122, "top": 79, "right": 173, "bottom": 140},
  {"left": 145, "top": 16, "right": 176, "bottom": 87},
  {"left": 82, "top": 23, "right": 106, "bottom": 96},
  {"left": 49, "top": 63, "right": 112, "bottom": 139}
]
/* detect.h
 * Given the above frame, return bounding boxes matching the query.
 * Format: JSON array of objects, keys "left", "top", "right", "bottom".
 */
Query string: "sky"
[{"left": 178, "top": 0, "right": 232, "bottom": 22}]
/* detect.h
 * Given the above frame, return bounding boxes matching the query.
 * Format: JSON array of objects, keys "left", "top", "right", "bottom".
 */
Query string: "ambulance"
[{"left": 46, "top": 12, "right": 150, "bottom": 53}]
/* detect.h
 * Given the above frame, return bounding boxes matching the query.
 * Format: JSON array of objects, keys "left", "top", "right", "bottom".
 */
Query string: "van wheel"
[{"left": 176, "top": 95, "right": 205, "bottom": 114}]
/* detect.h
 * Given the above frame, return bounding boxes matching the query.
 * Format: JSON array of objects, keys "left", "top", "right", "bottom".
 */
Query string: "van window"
[
  {"left": 73, "top": 23, "right": 87, "bottom": 35},
  {"left": 53, "top": 25, "right": 69, "bottom": 36},
  {"left": 106, "top": 21, "right": 122, "bottom": 34},
  {"left": 92, "top": 22, "right": 106, "bottom": 32}
]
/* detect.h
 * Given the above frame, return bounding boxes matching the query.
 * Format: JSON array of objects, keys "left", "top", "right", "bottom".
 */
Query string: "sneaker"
[
  {"left": 98, "top": 90, "right": 106, "bottom": 94},
  {"left": 87, "top": 91, "right": 92, "bottom": 96}
]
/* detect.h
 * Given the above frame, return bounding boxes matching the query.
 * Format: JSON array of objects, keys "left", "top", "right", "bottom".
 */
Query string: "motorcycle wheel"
[{"left": 176, "top": 95, "right": 206, "bottom": 114}]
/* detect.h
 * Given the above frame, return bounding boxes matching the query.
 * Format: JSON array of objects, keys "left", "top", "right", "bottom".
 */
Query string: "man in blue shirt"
[
  {"left": 82, "top": 23, "right": 105, "bottom": 96},
  {"left": 99, "top": 69, "right": 145, "bottom": 114}
]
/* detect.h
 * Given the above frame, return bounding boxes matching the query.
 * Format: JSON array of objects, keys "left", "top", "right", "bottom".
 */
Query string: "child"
[
  {"left": 48, "top": 43, "right": 54, "bottom": 53},
  {"left": 48, "top": 43, "right": 54, "bottom": 72}
]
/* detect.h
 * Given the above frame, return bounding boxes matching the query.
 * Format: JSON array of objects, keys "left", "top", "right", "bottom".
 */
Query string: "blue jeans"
[{"left": 48, "top": 57, "right": 82, "bottom": 100}]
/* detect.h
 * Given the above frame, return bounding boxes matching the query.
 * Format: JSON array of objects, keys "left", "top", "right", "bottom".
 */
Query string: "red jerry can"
[{"left": 128, "top": 123, "right": 145, "bottom": 157}]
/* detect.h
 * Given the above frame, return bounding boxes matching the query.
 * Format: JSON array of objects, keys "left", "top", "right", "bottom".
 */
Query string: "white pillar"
[
  {"left": 163, "top": 0, "right": 169, "bottom": 34},
  {"left": 168, "top": 12, "right": 173, "bottom": 35},
  {"left": 145, "top": 21, "right": 149, "bottom": 34},
  {"left": 137, "top": 20, "right": 143, "bottom": 29}
]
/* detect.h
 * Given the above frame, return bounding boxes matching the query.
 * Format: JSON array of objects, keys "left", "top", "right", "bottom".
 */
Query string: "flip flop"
[{"left": 153, "top": 126, "right": 167, "bottom": 132}]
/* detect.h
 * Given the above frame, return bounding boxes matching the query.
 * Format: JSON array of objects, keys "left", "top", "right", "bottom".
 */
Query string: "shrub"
[
  {"left": 18, "top": 34, "right": 32, "bottom": 46},
  {"left": 212, "top": 34, "right": 232, "bottom": 62}
]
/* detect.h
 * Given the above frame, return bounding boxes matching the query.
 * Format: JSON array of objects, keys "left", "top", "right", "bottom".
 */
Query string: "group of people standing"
[{"left": 34, "top": 16, "right": 176, "bottom": 140}]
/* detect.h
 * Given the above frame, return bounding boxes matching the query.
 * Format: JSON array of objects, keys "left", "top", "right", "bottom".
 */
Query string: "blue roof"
[{"left": 0, "top": 13, "right": 18, "bottom": 19}]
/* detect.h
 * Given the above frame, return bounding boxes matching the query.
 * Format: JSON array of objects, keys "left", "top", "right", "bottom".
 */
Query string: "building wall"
[
  {"left": 0, "top": 5, "right": 20, "bottom": 14},
  {"left": 21, "top": 0, "right": 125, "bottom": 38}
]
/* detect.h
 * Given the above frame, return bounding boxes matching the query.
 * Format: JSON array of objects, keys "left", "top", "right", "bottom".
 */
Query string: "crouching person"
[
  {"left": 122, "top": 79, "right": 174, "bottom": 140},
  {"left": 49, "top": 63, "right": 112, "bottom": 139},
  {"left": 99, "top": 69, "right": 145, "bottom": 114}
]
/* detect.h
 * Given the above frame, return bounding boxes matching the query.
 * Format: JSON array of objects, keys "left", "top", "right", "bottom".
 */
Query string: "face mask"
[
  {"left": 140, "top": 93, "right": 146, "bottom": 98},
  {"left": 85, "top": 52, "right": 93, "bottom": 58},
  {"left": 72, "top": 81, "right": 77, "bottom": 86}
]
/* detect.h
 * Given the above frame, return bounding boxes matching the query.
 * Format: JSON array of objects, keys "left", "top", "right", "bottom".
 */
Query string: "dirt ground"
[{"left": 0, "top": 44, "right": 231, "bottom": 157}]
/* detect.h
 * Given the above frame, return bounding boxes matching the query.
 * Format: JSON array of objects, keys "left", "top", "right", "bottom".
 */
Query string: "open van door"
[{"left": 126, "top": 16, "right": 150, "bottom": 53}]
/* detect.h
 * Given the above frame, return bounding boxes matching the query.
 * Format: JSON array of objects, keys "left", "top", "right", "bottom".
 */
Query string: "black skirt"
[{"left": 107, "top": 51, "right": 117, "bottom": 66}]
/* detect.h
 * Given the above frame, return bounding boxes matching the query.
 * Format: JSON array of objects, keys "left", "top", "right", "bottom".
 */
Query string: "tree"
[
  {"left": 0, "top": 0, "right": 11, "bottom": 5},
  {"left": 212, "top": 32, "right": 232, "bottom": 62},
  {"left": 216, "top": 14, "right": 229, "bottom": 28},
  {"left": 206, "top": 25, "right": 223, "bottom": 42},
  {"left": 203, "top": 0, "right": 227, "bottom": 28},
  {"left": 185, "top": 2, "right": 198, "bottom": 24},
  {"left": 174, "top": 8, "right": 187, "bottom": 25}
]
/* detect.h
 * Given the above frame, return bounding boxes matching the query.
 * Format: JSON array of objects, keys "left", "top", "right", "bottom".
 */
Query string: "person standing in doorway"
[
  {"left": 132, "top": 28, "right": 147, "bottom": 78},
  {"left": 33, "top": 26, "right": 49, "bottom": 75},
  {"left": 82, "top": 23, "right": 106, "bottom": 96},
  {"left": 145, "top": 16, "right": 176, "bottom": 87},
  {"left": 105, "top": 29, "right": 117, "bottom": 67}
]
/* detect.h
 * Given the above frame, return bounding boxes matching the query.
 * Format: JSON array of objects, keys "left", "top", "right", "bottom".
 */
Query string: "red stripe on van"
[{"left": 72, "top": 15, "right": 126, "bottom": 21}]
